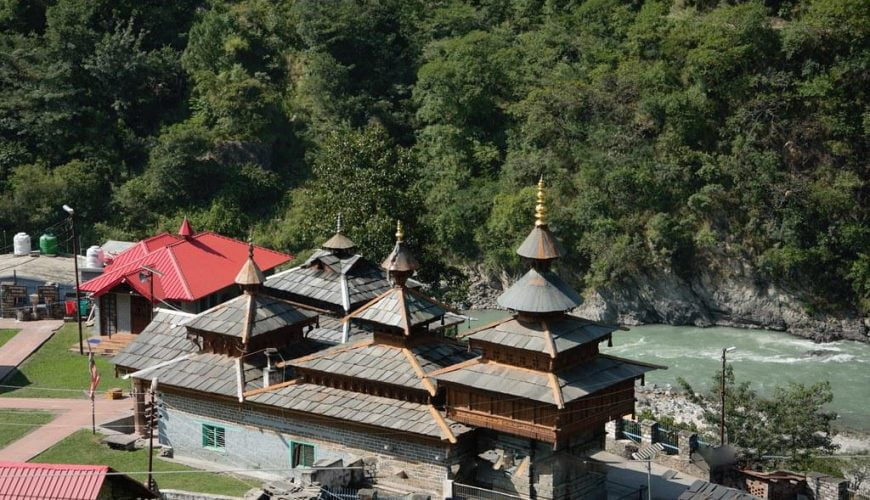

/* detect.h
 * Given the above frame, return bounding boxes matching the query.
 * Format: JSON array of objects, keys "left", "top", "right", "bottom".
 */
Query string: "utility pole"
[
  {"left": 147, "top": 378, "right": 157, "bottom": 493},
  {"left": 720, "top": 346, "right": 736, "bottom": 446},
  {"left": 64, "top": 205, "right": 83, "bottom": 355}
]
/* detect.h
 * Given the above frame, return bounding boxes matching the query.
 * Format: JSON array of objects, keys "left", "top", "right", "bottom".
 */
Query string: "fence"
[
  {"left": 453, "top": 483, "right": 529, "bottom": 500},
  {"left": 620, "top": 419, "right": 642, "bottom": 443},
  {"left": 318, "top": 487, "right": 404, "bottom": 500},
  {"left": 656, "top": 426, "right": 679, "bottom": 455}
]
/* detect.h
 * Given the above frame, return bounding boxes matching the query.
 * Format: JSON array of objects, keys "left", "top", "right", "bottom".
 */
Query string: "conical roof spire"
[
  {"left": 322, "top": 212, "right": 356, "bottom": 251},
  {"left": 381, "top": 220, "right": 419, "bottom": 277},
  {"left": 178, "top": 217, "right": 194, "bottom": 238},
  {"left": 516, "top": 177, "right": 565, "bottom": 261},
  {"left": 235, "top": 242, "right": 265, "bottom": 287}
]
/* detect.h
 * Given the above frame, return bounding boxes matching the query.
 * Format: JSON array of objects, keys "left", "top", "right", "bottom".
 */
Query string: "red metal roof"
[
  {"left": 0, "top": 462, "right": 108, "bottom": 500},
  {"left": 80, "top": 232, "right": 292, "bottom": 302}
]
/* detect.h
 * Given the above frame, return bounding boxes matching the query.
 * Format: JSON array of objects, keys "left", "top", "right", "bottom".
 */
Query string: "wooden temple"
[{"left": 433, "top": 179, "right": 663, "bottom": 498}]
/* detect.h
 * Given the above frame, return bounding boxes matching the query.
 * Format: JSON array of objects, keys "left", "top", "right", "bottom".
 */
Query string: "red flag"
[{"left": 88, "top": 352, "right": 100, "bottom": 400}]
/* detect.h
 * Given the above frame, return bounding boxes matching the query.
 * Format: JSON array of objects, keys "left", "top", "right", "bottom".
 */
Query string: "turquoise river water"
[{"left": 460, "top": 310, "right": 870, "bottom": 432}]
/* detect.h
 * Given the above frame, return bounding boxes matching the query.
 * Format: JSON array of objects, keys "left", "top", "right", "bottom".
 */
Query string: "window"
[
  {"left": 290, "top": 442, "right": 315, "bottom": 468},
  {"left": 202, "top": 424, "right": 225, "bottom": 450}
]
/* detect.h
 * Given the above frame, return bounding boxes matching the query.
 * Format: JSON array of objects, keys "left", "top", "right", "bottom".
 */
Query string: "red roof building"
[
  {"left": 0, "top": 462, "right": 154, "bottom": 499},
  {"left": 80, "top": 219, "right": 292, "bottom": 335}
]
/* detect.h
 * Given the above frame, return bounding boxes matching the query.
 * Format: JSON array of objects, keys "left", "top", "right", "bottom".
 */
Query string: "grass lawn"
[
  {"left": 0, "top": 409, "right": 55, "bottom": 448},
  {"left": 0, "top": 323, "right": 123, "bottom": 398},
  {"left": 0, "top": 328, "right": 17, "bottom": 349},
  {"left": 32, "top": 430, "right": 255, "bottom": 496}
]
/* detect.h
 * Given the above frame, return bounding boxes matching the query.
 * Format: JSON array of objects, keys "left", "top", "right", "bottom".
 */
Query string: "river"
[{"left": 459, "top": 310, "right": 870, "bottom": 432}]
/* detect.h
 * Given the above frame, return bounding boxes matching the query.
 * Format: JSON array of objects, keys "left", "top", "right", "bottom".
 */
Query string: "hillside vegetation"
[{"left": 0, "top": 0, "right": 866, "bottom": 312}]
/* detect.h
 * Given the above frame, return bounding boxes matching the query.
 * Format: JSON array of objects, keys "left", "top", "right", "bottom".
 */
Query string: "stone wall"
[
  {"left": 473, "top": 429, "right": 607, "bottom": 500},
  {"left": 159, "top": 390, "right": 461, "bottom": 496}
]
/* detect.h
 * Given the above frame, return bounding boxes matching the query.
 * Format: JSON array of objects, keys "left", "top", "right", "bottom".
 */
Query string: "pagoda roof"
[
  {"left": 497, "top": 268, "right": 582, "bottom": 313},
  {"left": 516, "top": 225, "right": 565, "bottom": 260},
  {"left": 185, "top": 293, "right": 316, "bottom": 342},
  {"left": 246, "top": 382, "right": 470, "bottom": 442},
  {"left": 464, "top": 315, "right": 618, "bottom": 357},
  {"left": 321, "top": 231, "right": 356, "bottom": 251},
  {"left": 345, "top": 286, "right": 452, "bottom": 335},
  {"left": 265, "top": 250, "right": 394, "bottom": 310},
  {"left": 288, "top": 338, "right": 475, "bottom": 396},
  {"left": 433, "top": 355, "right": 660, "bottom": 408}
]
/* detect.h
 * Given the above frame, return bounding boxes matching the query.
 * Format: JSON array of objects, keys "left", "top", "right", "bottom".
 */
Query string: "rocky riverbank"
[
  {"left": 634, "top": 384, "right": 870, "bottom": 454},
  {"left": 460, "top": 262, "right": 869, "bottom": 344}
]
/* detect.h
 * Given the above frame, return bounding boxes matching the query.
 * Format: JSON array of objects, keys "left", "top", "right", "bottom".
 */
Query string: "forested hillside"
[{"left": 0, "top": 0, "right": 866, "bottom": 314}]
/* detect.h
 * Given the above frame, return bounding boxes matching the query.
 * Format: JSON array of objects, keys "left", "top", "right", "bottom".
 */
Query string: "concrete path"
[
  {"left": 0, "top": 397, "right": 132, "bottom": 461},
  {"left": 0, "top": 319, "right": 64, "bottom": 381},
  {"left": 593, "top": 450, "right": 699, "bottom": 499}
]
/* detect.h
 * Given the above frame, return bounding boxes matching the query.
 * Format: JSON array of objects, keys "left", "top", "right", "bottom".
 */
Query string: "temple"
[
  {"left": 111, "top": 182, "right": 661, "bottom": 498},
  {"left": 433, "top": 178, "right": 661, "bottom": 499}
]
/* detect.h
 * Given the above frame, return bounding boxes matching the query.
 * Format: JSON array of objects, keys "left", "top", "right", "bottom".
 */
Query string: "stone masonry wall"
[{"left": 159, "top": 390, "right": 458, "bottom": 496}]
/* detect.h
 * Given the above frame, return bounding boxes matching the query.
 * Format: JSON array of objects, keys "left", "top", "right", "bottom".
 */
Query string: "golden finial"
[
  {"left": 395, "top": 220, "right": 404, "bottom": 243},
  {"left": 535, "top": 176, "right": 547, "bottom": 226}
]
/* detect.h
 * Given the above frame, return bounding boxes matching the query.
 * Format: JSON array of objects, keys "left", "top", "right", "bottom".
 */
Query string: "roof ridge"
[
  {"left": 241, "top": 293, "right": 255, "bottom": 344},
  {"left": 341, "top": 288, "right": 395, "bottom": 323},
  {"left": 398, "top": 287, "right": 411, "bottom": 336},
  {"left": 165, "top": 246, "right": 194, "bottom": 300},
  {"left": 427, "top": 356, "right": 482, "bottom": 377},
  {"left": 547, "top": 372, "right": 565, "bottom": 409},
  {"left": 428, "top": 405, "right": 457, "bottom": 443},
  {"left": 458, "top": 315, "right": 513, "bottom": 339},
  {"left": 597, "top": 353, "right": 668, "bottom": 370},
  {"left": 400, "top": 347, "right": 437, "bottom": 396},
  {"left": 540, "top": 318, "right": 557, "bottom": 359}
]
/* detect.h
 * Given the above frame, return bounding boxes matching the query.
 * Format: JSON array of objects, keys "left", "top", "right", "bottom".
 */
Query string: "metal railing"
[
  {"left": 453, "top": 483, "right": 530, "bottom": 500},
  {"left": 621, "top": 419, "right": 642, "bottom": 443},
  {"left": 656, "top": 426, "right": 679, "bottom": 455}
]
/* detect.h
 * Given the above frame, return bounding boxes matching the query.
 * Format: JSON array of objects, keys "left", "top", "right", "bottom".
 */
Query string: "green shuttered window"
[
  {"left": 290, "top": 442, "right": 315, "bottom": 468},
  {"left": 202, "top": 424, "right": 226, "bottom": 450}
]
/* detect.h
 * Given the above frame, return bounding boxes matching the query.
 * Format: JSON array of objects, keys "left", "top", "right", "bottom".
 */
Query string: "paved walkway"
[
  {"left": 593, "top": 450, "right": 699, "bottom": 499},
  {"left": 0, "top": 397, "right": 132, "bottom": 461},
  {"left": 0, "top": 319, "right": 64, "bottom": 381}
]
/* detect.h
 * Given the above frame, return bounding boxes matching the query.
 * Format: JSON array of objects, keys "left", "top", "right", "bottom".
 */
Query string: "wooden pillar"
[{"left": 133, "top": 378, "right": 147, "bottom": 437}]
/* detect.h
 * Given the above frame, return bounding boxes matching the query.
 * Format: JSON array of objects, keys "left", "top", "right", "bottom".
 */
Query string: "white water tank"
[
  {"left": 85, "top": 245, "right": 105, "bottom": 268},
  {"left": 13, "top": 232, "right": 31, "bottom": 256}
]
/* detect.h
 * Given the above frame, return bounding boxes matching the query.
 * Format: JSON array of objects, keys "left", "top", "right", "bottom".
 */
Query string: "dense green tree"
[{"left": 0, "top": 0, "right": 864, "bottom": 315}]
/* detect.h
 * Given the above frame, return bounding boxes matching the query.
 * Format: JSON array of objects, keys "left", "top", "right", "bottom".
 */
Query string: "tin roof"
[
  {"left": 321, "top": 232, "right": 356, "bottom": 251},
  {"left": 466, "top": 315, "right": 617, "bottom": 357},
  {"left": 497, "top": 268, "right": 582, "bottom": 313},
  {"left": 0, "top": 462, "right": 154, "bottom": 500},
  {"left": 434, "top": 355, "right": 656, "bottom": 407},
  {"left": 80, "top": 232, "right": 291, "bottom": 302}
]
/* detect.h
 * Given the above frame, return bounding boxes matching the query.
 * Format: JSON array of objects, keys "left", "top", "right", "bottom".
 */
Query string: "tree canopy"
[{"left": 0, "top": 0, "right": 866, "bottom": 310}]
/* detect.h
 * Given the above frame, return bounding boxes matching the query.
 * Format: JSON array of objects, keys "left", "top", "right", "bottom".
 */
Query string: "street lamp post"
[
  {"left": 138, "top": 265, "right": 163, "bottom": 323},
  {"left": 63, "top": 205, "right": 83, "bottom": 356},
  {"left": 720, "top": 346, "right": 737, "bottom": 446}
]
